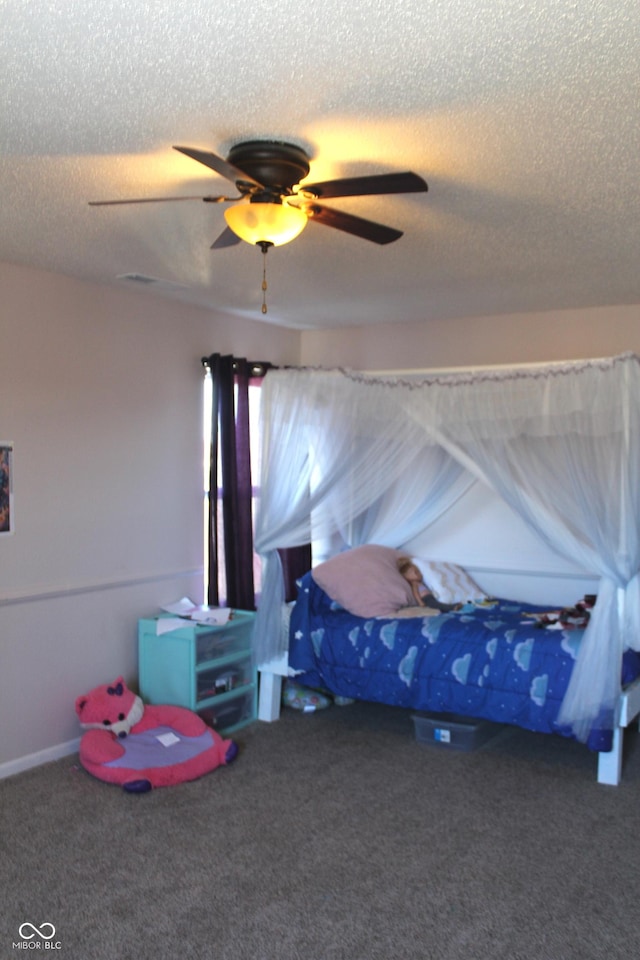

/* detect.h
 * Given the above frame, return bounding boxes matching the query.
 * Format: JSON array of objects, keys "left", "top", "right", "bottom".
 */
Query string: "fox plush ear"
[{"left": 75, "top": 676, "right": 129, "bottom": 719}]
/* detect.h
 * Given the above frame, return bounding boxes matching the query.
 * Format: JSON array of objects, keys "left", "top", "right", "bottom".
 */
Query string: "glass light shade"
[{"left": 224, "top": 201, "right": 307, "bottom": 246}]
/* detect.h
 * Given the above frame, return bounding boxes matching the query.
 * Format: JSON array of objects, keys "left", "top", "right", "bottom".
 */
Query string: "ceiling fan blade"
[
  {"left": 173, "top": 145, "right": 264, "bottom": 187},
  {"left": 88, "top": 195, "right": 235, "bottom": 206},
  {"left": 299, "top": 171, "right": 428, "bottom": 200},
  {"left": 305, "top": 203, "right": 403, "bottom": 244},
  {"left": 210, "top": 226, "right": 242, "bottom": 250}
]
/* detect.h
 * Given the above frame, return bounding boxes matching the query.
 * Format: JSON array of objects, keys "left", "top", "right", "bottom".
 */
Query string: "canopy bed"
[{"left": 253, "top": 353, "right": 640, "bottom": 785}]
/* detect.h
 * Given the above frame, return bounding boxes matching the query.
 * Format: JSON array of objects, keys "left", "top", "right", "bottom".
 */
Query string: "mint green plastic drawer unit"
[{"left": 138, "top": 611, "right": 257, "bottom": 734}]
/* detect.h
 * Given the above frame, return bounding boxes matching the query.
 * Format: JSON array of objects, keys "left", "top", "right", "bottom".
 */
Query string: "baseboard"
[{"left": 0, "top": 738, "right": 81, "bottom": 780}]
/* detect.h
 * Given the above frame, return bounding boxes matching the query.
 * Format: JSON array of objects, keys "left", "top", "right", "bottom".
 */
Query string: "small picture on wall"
[{"left": 0, "top": 443, "right": 14, "bottom": 535}]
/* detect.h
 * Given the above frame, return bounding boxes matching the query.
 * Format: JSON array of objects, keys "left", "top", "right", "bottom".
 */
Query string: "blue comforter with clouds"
[{"left": 289, "top": 572, "right": 640, "bottom": 751}]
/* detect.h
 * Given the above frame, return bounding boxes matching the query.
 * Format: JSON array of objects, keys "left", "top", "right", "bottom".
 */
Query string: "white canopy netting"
[{"left": 254, "top": 352, "right": 640, "bottom": 741}]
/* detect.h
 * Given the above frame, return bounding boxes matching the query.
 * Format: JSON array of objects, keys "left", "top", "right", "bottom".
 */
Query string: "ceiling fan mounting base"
[{"left": 227, "top": 140, "right": 311, "bottom": 191}]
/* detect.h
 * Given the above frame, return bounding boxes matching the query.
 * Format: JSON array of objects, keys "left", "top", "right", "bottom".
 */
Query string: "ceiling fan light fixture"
[{"left": 224, "top": 200, "right": 307, "bottom": 247}]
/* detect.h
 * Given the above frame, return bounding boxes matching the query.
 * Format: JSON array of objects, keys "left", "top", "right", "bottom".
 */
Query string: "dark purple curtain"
[
  {"left": 204, "top": 354, "right": 257, "bottom": 610},
  {"left": 203, "top": 353, "right": 311, "bottom": 610},
  {"left": 278, "top": 545, "right": 312, "bottom": 602}
]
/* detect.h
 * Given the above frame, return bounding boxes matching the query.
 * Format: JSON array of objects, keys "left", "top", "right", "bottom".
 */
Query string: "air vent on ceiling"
[{"left": 117, "top": 273, "right": 187, "bottom": 291}]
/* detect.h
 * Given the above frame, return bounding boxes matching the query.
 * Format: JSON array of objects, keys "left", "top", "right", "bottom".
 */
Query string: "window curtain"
[
  {"left": 203, "top": 354, "right": 259, "bottom": 610},
  {"left": 253, "top": 353, "right": 640, "bottom": 743},
  {"left": 203, "top": 353, "right": 308, "bottom": 610},
  {"left": 278, "top": 546, "right": 312, "bottom": 602}
]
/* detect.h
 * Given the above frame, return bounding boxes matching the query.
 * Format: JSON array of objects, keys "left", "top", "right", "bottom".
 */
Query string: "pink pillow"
[{"left": 311, "top": 544, "right": 414, "bottom": 618}]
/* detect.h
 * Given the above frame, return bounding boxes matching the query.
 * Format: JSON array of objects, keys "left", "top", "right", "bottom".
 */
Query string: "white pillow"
[{"left": 412, "top": 559, "right": 487, "bottom": 605}]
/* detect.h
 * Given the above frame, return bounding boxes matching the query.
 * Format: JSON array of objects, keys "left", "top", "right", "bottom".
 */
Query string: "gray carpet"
[{"left": 2, "top": 701, "right": 640, "bottom": 960}]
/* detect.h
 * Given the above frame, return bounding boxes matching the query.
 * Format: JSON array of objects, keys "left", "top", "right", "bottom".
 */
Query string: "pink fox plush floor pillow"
[{"left": 75, "top": 677, "right": 238, "bottom": 793}]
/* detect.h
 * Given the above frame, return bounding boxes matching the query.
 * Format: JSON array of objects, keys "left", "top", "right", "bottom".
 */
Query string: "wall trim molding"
[
  {"left": 0, "top": 567, "right": 203, "bottom": 607},
  {"left": 0, "top": 737, "right": 81, "bottom": 780}
]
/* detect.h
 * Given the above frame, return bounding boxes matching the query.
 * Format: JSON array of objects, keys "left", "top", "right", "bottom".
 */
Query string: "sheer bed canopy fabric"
[{"left": 254, "top": 353, "right": 640, "bottom": 742}]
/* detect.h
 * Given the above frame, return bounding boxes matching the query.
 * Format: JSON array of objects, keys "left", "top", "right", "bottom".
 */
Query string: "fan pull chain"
[
  {"left": 261, "top": 246, "right": 268, "bottom": 314},
  {"left": 258, "top": 240, "right": 273, "bottom": 314}
]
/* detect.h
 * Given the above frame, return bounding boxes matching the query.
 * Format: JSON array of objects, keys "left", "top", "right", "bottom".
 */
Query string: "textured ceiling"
[{"left": 1, "top": 0, "right": 639, "bottom": 330}]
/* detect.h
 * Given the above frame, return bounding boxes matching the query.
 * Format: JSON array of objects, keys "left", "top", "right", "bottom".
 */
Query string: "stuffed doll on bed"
[{"left": 396, "top": 557, "right": 463, "bottom": 613}]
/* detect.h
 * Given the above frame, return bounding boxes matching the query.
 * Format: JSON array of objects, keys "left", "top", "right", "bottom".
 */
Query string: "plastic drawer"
[
  {"left": 196, "top": 655, "right": 254, "bottom": 702},
  {"left": 199, "top": 688, "right": 256, "bottom": 734},
  {"left": 195, "top": 615, "right": 254, "bottom": 664}
]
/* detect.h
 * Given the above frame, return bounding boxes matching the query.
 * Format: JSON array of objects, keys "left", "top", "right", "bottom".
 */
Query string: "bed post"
[
  {"left": 596, "top": 679, "right": 640, "bottom": 784},
  {"left": 596, "top": 726, "right": 624, "bottom": 785},
  {"left": 258, "top": 667, "right": 283, "bottom": 722}
]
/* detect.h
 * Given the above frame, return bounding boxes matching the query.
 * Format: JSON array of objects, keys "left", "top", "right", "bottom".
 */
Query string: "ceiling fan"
[{"left": 89, "top": 140, "right": 429, "bottom": 250}]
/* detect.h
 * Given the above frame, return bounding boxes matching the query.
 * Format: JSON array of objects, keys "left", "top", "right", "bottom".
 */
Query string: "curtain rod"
[
  {"left": 366, "top": 355, "right": 615, "bottom": 377},
  {"left": 201, "top": 354, "right": 271, "bottom": 377}
]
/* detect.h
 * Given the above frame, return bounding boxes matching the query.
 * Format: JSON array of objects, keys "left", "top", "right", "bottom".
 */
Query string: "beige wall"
[
  {"left": 0, "top": 262, "right": 299, "bottom": 772},
  {"left": 300, "top": 304, "right": 640, "bottom": 370}
]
